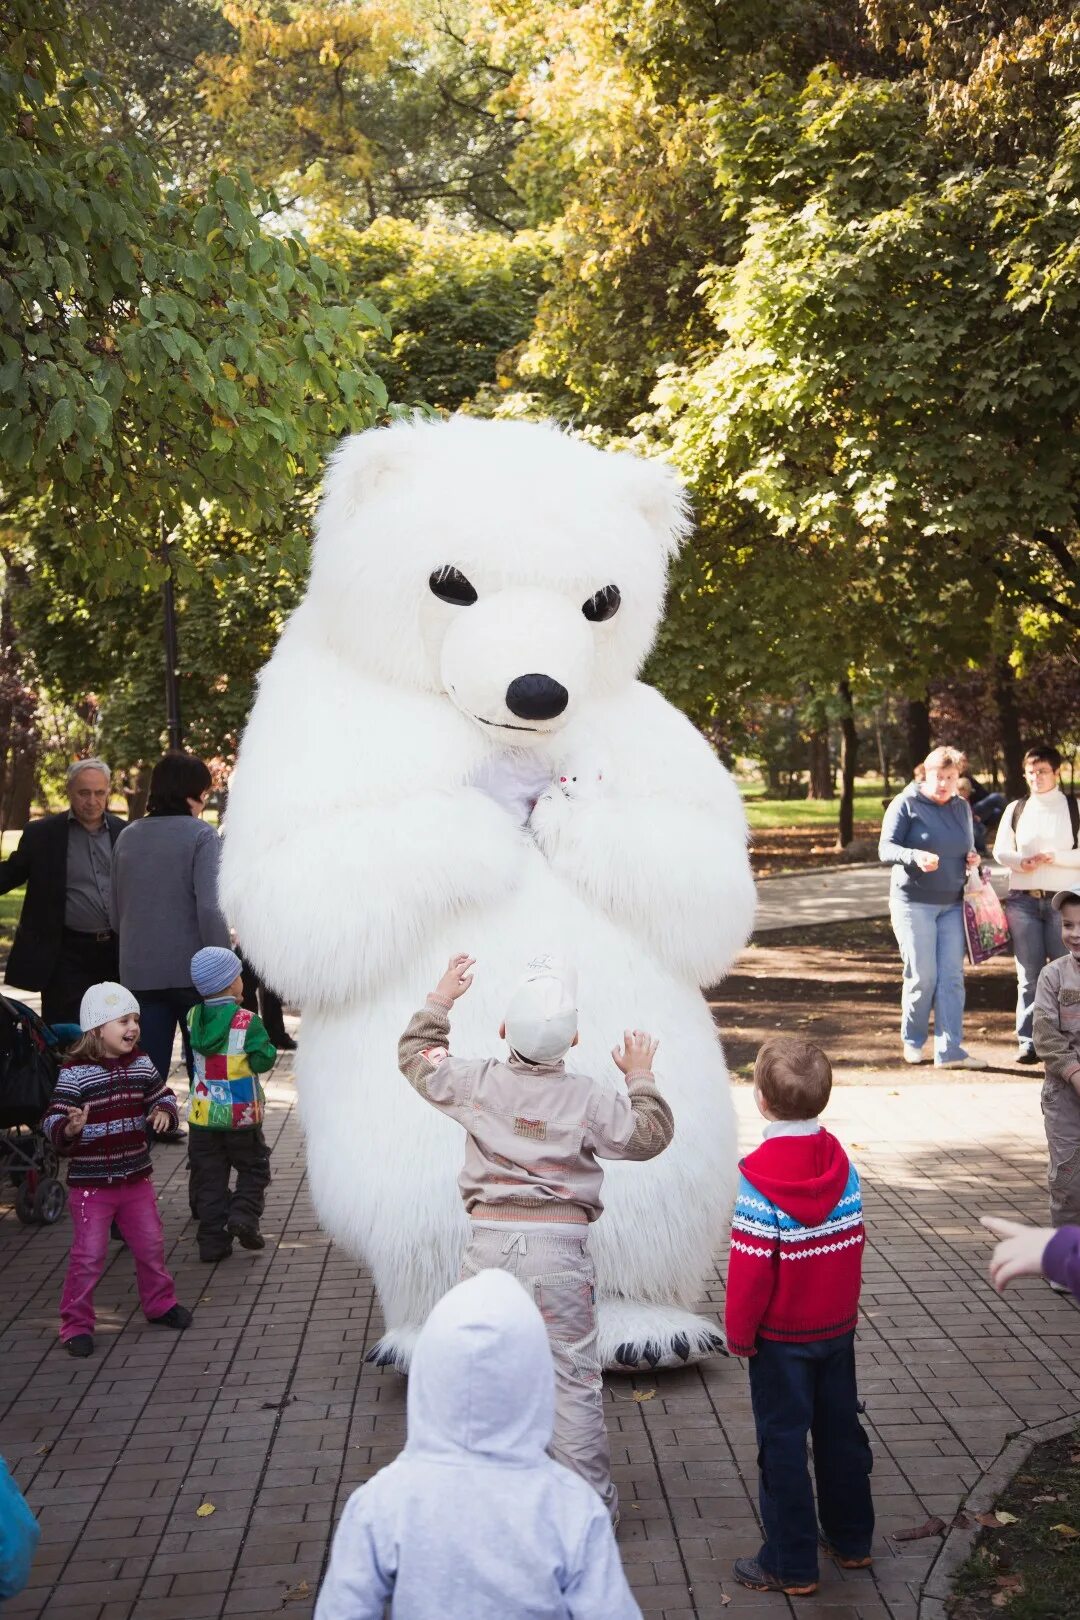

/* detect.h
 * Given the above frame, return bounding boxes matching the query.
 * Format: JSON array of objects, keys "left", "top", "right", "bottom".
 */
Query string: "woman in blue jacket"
[{"left": 879, "top": 746, "right": 984, "bottom": 1069}]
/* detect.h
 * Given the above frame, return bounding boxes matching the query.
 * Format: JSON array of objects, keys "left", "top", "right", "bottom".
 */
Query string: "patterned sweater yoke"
[
  {"left": 725, "top": 1128, "right": 865, "bottom": 1357},
  {"left": 42, "top": 1053, "right": 177, "bottom": 1188}
]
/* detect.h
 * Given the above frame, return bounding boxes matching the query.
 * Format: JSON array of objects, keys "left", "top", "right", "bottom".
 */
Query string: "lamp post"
[{"left": 160, "top": 513, "right": 183, "bottom": 751}]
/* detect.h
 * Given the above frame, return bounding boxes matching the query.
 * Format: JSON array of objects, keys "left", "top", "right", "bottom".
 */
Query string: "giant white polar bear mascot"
[{"left": 221, "top": 416, "right": 755, "bottom": 1369}]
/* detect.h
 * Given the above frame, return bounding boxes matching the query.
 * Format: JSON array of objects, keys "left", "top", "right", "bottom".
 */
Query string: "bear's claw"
[
  {"left": 612, "top": 1330, "right": 727, "bottom": 1372},
  {"left": 364, "top": 1340, "right": 406, "bottom": 1370}
]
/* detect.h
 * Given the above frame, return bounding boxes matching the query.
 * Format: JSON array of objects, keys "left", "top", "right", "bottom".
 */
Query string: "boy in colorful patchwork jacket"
[
  {"left": 186, "top": 947, "right": 276, "bottom": 1262},
  {"left": 726, "top": 1037, "right": 874, "bottom": 1599}
]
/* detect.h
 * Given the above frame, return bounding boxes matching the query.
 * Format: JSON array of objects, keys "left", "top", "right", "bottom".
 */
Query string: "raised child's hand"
[
  {"left": 981, "top": 1216, "right": 1055, "bottom": 1292},
  {"left": 434, "top": 954, "right": 475, "bottom": 1003},
  {"left": 612, "top": 1030, "right": 659, "bottom": 1076},
  {"left": 148, "top": 1107, "right": 174, "bottom": 1135},
  {"left": 63, "top": 1104, "right": 89, "bottom": 1139}
]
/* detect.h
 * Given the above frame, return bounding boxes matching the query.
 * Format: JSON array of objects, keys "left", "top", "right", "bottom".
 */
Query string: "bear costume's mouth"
[{"left": 475, "top": 715, "right": 542, "bottom": 734}]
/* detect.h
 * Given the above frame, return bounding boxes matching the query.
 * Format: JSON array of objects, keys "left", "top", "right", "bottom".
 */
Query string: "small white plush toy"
[
  {"left": 221, "top": 416, "right": 756, "bottom": 1371},
  {"left": 553, "top": 764, "right": 605, "bottom": 800}
]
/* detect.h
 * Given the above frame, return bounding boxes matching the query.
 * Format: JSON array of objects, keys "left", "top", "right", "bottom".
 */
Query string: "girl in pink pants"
[{"left": 42, "top": 982, "right": 193, "bottom": 1357}]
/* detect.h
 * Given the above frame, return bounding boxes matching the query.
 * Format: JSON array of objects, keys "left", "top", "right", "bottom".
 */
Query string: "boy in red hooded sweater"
[{"left": 726, "top": 1038, "right": 874, "bottom": 1597}]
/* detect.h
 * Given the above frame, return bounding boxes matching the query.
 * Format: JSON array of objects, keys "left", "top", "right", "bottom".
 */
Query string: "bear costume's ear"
[
  {"left": 615, "top": 451, "right": 693, "bottom": 559},
  {"left": 327, "top": 426, "right": 415, "bottom": 513}
]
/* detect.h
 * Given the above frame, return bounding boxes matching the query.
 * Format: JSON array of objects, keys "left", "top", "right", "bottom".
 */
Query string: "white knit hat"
[
  {"left": 504, "top": 954, "right": 578, "bottom": 1063},
  {"left": 80, "top": 982, "right": 139, "bottom": 1032}
]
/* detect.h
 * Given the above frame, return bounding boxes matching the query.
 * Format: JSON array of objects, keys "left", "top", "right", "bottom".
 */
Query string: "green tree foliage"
[
  {"left": 193, "top": 0, "right": 526, "bottom": 229},
  {"left": 314, "top": 216, "right": 548, "bottom": 410},
  {"left": 17, "top": 509, "right": 306, "bottom": 769},
  {"left": 0, "top": 0, "right": 390, "bottom": 587},
  {"left": 490, "top": 2, "right": 1079, "bottom": 761}
]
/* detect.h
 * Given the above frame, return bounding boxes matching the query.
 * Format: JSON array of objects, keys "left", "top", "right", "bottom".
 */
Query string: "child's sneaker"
[
  {"left": 733, "top": 1556, "right": 818, "bottom": 1596},
  {"left": 64, "top": 1335, "right": 93, "bottom": 1358},
  {"left": 150, "top": 1305, "right": 193, "bottom": 1330},
  {"left": 226, "top": 1220, "right": 266, "bottom": 1251},
  {"left": 819, "top": 1535, "right": 873, "bottom": 1570}
]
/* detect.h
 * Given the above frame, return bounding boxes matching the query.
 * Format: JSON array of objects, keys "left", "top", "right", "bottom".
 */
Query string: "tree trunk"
[
  {"left": 3, "top": 743, "right": 35, "bottom": 830},
  {"left": 875, "top": 708, "right": 891, "bottom": 799},
  {"left": 838, "top": 679, "right": 858, "bottom": 848},
  {"left": 806, "top": 728, "right": 834, "bottom": 799},
  {"left": 904, "top": 695, "right": 931, "bottom": 778},
  {"left": 993, "top": 657, "right": 1025, "bottom": 799},
  {"left": 123, "top": 765, "right": 152, "bottom": 821}
]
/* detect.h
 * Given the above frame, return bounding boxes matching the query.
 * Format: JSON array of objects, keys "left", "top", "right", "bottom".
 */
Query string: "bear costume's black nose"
[{"left": 505, "top": 673, "right": 569, "bottom": 722}]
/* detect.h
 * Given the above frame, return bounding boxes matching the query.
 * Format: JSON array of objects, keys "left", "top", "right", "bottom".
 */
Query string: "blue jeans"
[
  {"left": 138, "top": 989, "right": 198, "bottom": 1084},
  {"left": 1005, "top": 892, "right": 1067, "bottom": 1051},
  {"left": 748, "top": 1333, "right": 874, "bottom": 1584},
  {"left": 889, "top": 895, "right": 967, "bottom": 1061}
]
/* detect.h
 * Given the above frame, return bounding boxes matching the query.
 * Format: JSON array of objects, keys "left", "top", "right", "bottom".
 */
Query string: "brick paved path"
[{"left": 3, "top": 1066, "right": 1079, "bottom": 1620}]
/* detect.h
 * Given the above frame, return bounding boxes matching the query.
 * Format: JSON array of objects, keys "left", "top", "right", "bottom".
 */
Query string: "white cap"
[
  {"left": 504, "top": 954, "right": 578, "bottom": 1063},
  {"left": 79, "top": 981, "right": 139, "bottom": 1032}
]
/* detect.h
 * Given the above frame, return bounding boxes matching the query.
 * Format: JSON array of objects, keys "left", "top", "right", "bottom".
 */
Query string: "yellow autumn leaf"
[
  {"left": 994, "top": 1511, "right": 1018, "bottom": 1525},
  {"left": 220, "top": 362, "right": 238, "bottom": 379},
  {"left": 632, "top": 1390, "right": 656, "bottom": 1402},
  {"left": 1051, "top": 1523, "right": 1080, "bottom": 1537},
  {"left": 196, "top": 1502, "right": 216, "bottom": 1518}
]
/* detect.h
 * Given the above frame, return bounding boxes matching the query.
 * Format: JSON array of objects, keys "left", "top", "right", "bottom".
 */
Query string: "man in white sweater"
[{"left": 995, "top": 745, "right": 1080, "bottom": 1063}]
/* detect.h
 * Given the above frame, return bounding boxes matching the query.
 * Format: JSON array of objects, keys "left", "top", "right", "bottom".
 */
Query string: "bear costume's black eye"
[
  {"left": 429, "top": 566, "right": 478, "bottom": 606},
  {"left": 582, "top": 584, "right": 621, "bottom": 622}
]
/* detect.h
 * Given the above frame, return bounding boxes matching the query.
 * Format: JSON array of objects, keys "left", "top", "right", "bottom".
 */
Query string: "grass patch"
[
  {"left": 950, "top": 1429, "right": 1080, "bottom": 1618},
  {"left": 739, "top": 782, "right": 887, "bottom": 831},
  {"left": 0, "top": 888, "right": 22, "bottom": 960}
]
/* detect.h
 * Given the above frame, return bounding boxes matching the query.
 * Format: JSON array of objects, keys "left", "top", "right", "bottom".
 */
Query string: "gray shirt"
[
  {"left": 65, "top": 816, "right": 113, "bottom": 932},
  {"left": 110, "top": 814, "right": 230, "bottom": 991}
]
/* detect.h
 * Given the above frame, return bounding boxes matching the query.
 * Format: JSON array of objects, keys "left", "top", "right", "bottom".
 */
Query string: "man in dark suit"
[{"left": 0, "top": 759, "right": 125, "bottom": 1025}]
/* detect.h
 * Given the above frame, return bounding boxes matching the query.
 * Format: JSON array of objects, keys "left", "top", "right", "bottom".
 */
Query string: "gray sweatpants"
[
  {"left": 462, "top": 1223, "right": 617, "bottom": 1521},
  {"left": 1042, "top": 1077, "right": 1080, "bottom": 1226}
]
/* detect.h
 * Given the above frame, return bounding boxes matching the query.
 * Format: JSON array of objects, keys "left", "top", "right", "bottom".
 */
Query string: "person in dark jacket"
[{"left": 0, "top": 760, "right": 124, "bottom": 1025}]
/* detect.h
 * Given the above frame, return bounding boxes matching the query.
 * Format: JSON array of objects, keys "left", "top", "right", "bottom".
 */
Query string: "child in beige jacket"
[{"left": 398, "top": 951, "right": 674, "bottom": 1523}]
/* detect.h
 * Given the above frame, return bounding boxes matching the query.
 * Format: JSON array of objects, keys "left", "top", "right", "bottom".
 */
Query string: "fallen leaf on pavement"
[
  {"left": 632, "top": 1390, "right": 656, "bottom": 1402},
  {"left": 974, "top": 1513, "right": 1007, "bottom": 1529},
  {"left": 994, "top": 1511, "right": 1019, "bottom": 1525},
  {"left": 951, "top": 1512, "right": 972, "bottom": 1529},
  {"left": 1032, "top": 1494, "right": 1060, "bottom": 1503},
  {"left": 195, "top": 1502, "right": 216, "bottom": 1517},
  {"left": 718, "top": 1595, "right": 731, "bottom": 1607},
  {"left": 283, "top": 1580, "right": 310, "bottom": 1603},
  {"left": 1051, "top": 1524, "right": 1080, "bottom": 1538},
  {"left": 893, "top": 1517, "right": 946, "bottom": 1541},
  {"left": 35, "top": 1444, "right": 50, "bottom": 1455}
]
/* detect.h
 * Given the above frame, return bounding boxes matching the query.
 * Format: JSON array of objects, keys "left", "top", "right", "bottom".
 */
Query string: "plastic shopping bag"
[{"left": 963, "top": 870, "right": 1010, "bottom": 966}]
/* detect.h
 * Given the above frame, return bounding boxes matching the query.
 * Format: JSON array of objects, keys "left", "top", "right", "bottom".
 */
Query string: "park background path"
[{"left": 2, "top": 1050, "right": 1077, "bottom": 1620}]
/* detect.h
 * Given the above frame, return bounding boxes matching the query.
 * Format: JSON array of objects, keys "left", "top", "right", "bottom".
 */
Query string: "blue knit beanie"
[{"left": 191, "top": 946, "right": 242, "bottom": 999}]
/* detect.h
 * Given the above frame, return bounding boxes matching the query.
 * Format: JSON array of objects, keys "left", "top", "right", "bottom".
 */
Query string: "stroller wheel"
[
  {"left": 14, "top": 1180, "right": 36, "bottom": 1225},
  {"left": 35, "top": 1178, "right": 66, "bottom": 1224}
]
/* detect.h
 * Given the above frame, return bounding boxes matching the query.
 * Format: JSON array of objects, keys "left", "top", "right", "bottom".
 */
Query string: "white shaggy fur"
[{"left": 221, "top": 417, "right": 756, "bottom": 1366}]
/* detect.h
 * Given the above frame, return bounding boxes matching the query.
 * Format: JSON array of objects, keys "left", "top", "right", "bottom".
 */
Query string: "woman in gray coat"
[{"left": 111, "top": 752, "right": 230, "bottom": 1086}]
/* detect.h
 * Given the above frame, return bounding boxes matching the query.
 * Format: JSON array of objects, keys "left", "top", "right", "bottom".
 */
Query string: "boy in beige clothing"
[{"left": 398, "top": 951, "right": 674, "bottom": 1523}]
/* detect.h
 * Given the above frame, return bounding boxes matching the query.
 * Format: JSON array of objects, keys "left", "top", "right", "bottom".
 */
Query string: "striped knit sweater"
[
  {"left": 725, "top": 1124, "right": 865, "bottom": 1356},
  {"left": 42, "top": 1053, "right": 177, "bottom": 1187}
]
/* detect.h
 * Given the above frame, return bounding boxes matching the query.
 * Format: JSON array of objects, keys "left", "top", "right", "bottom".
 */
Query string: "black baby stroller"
[{"left": 0, "top": 994, "right": 66, "bottom": 1225}]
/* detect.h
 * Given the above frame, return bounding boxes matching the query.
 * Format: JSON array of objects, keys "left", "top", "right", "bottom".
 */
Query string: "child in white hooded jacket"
[{"left": 314, "top": 1269, "right": 641, "bottom": 1620}]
